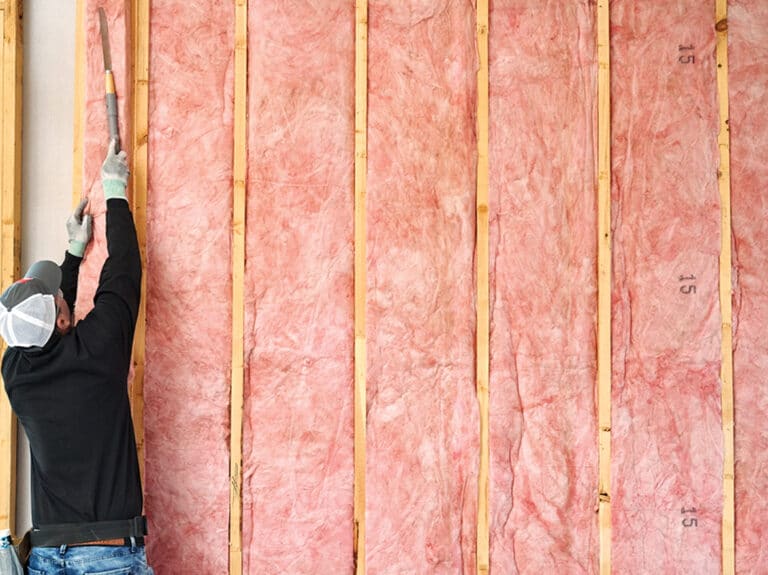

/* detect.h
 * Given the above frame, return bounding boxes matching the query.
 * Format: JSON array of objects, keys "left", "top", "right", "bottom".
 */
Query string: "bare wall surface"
[{"left": 17, "top": 0, "right": 76, "bottom": 534}]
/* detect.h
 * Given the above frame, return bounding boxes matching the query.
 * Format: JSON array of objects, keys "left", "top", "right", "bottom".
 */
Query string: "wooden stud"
[
  {"left": 229, "top": 0, "right": 247, "bottom": 573},
  {"left": 715, "top": 1, "right": 735, "bottom": 573},
  {"left": 71, "top": 0, "right": 85, "bottom": 206},
  {"left": 0, "top": 0, "right": 22, "bottom": 536},
  {"left": 475, "top": 1, "right": 490, "bottom": 574},
  {"left": 129, "top": 0, "right": 150, "bottom": 485},
  {"left": 597, "top": 1, "right": 612, "bottom": 574},
  {"left": 353, "top": 1, "right": 367, "bottom": 573}
]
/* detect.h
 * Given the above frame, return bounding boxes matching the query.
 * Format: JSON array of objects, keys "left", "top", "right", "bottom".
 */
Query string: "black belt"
[{"left": 30, "top": 516, "right": 147, "bottom": 547}]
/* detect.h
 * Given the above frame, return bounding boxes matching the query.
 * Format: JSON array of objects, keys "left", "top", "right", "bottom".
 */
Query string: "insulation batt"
[
  {"left": 366, "top": 1, "right": 478, "bottom": 573},
  {"left": 610, "top": 2, "right": 723, "bottom": 572},
  {"left": 488, "top": 2, "right": 599, "bottom": 572},
  {"left": 143, "top": 1, "right": 234, "bottom": 572},
  {"left": 730, "top": 1, "right": 768, "bottom": 572},
  {"left": 75, "top": 1, "right": 131, "bottom": 321},
  {"left": 242, "top": 3, "right": 355, "bottom": 573}
]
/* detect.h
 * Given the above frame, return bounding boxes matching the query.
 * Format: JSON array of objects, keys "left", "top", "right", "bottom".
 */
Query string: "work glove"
[
  {"left": 66, "top": 197, "right": 92, "bottom": 257},
  {"left": 101, "top": 138, "right": 129, "bottom": 201}
]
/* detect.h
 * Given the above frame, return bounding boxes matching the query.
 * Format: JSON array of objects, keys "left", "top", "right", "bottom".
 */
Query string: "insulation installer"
[{"left": 0, "top": 140, "right": 153, "bottom": 574}]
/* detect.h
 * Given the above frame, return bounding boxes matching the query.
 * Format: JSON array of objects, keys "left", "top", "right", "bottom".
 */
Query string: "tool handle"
[
  {"left": 104, "top": 71, "right": 120, "bottom": 153},
  {"left": 106, "top": 93, "right": 120, "bottom": 152}
]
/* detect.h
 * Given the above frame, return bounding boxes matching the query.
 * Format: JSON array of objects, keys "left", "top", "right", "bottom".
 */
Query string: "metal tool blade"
[{"left": 98, "top": 8, "right": 112, "bottom": 71}]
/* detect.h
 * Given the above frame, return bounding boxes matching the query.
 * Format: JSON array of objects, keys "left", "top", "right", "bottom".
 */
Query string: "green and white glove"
[
  {"left": 101, "top": 138, "right": 129, "bottom": 201},
  {"left": 66, "top": 197, "right": 92, "bottom": 257}
]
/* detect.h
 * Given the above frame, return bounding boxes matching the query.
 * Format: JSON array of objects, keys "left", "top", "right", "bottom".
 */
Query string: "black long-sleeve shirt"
[{"left": 3, "top": 199, "right": 143, "bottom": 527}]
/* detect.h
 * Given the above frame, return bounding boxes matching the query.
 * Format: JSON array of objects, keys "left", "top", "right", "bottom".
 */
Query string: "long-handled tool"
[{"left": 98, "top": 8, "right": 120, "bottom": 152}]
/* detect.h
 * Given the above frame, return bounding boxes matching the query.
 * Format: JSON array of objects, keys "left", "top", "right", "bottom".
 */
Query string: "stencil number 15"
[
  {"left": 679, "top": 45, "right": 696, "bottom": 64},
  {"left": 679, "top": 274, "right": 696, "bottom": 295},
  {"left": 682, "top": 506, "right": 698, "bottom": 528}
]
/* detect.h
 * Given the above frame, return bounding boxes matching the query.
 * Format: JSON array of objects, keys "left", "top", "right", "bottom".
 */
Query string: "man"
[{"left": 0, "top": 141, "right": 152, "bottom": 574}]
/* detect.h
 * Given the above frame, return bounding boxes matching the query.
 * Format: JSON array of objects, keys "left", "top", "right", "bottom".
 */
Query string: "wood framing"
[
  {"left": 129, "top": 0, "right": 150, "bottom": 483},
  {"left": 353, "top": 1, "right": 368, "bottom": 573},
  {"left": 0, "top": 0, "right": 22, "bottom": 536},
  {"left": 596, "top": 1, "right": 612, "bottom": 574},
  {"left": 229, "top": 0, "right": 247, "bottom": 573},
  {"left": 715, "top": 2, "right": 735, "bottom": 573},
  {"left": 475, "top": 1, "right": 490, "bottom": 574}
]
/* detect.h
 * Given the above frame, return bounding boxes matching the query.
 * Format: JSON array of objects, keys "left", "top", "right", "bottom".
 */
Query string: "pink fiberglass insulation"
[
  {"left": 730, "top": 2, "right": 768, "bottom": 572},
  {"left": 610, "top": 2, "right": 722, "bottom": 572},
  {"left": 75, "top": 0, "right": 131, "bottom": 322},
  {"left": 142, "top": 1, "right": 234, "bottom": 572},
  {"left": 69, "top": 3, "right": 768, "bottom": 573},
  {"left": 366, "top": 1, "right": 477, "bottom": 572},
  {"left": 241, "top": 3, "right": 355, "bottom": 573},
  {"left": 488, "top": 2, "right": 598, "bottom": 572}
]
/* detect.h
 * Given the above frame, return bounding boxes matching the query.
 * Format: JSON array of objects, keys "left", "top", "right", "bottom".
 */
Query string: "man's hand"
[
  {"left": 101, "top": 138, "right": 129, "bottom": 200},
  {"left": 66, "top": 197, "right": 92, "bottom": 257}
]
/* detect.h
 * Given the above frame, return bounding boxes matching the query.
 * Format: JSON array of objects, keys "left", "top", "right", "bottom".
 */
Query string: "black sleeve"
[
  {"left": 59, "top": 251, "right": 82, "bottom": 312},
  {"left": 76, "top": 199, "right": 142, "bottom": 360}
]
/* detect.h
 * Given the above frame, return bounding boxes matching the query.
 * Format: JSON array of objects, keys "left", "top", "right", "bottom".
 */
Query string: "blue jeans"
[{"left": 27, "top": 539, "right": 153, "bottom": 575}]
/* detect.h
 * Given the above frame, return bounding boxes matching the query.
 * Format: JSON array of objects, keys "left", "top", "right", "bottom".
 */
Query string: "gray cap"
[
  {"left": 0, "top": 260, "right": 61, "bottom": 310},
  {"left": 0, "top": 261, "right": 61, "bottom": 348},
  {"left": 24, "top": 260, "right": 62, "bottom": 295}
]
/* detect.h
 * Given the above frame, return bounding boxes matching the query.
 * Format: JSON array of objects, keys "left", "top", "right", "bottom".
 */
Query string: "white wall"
[{"left": 17, "top": 0, "right": 76, "bottom": 533}]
